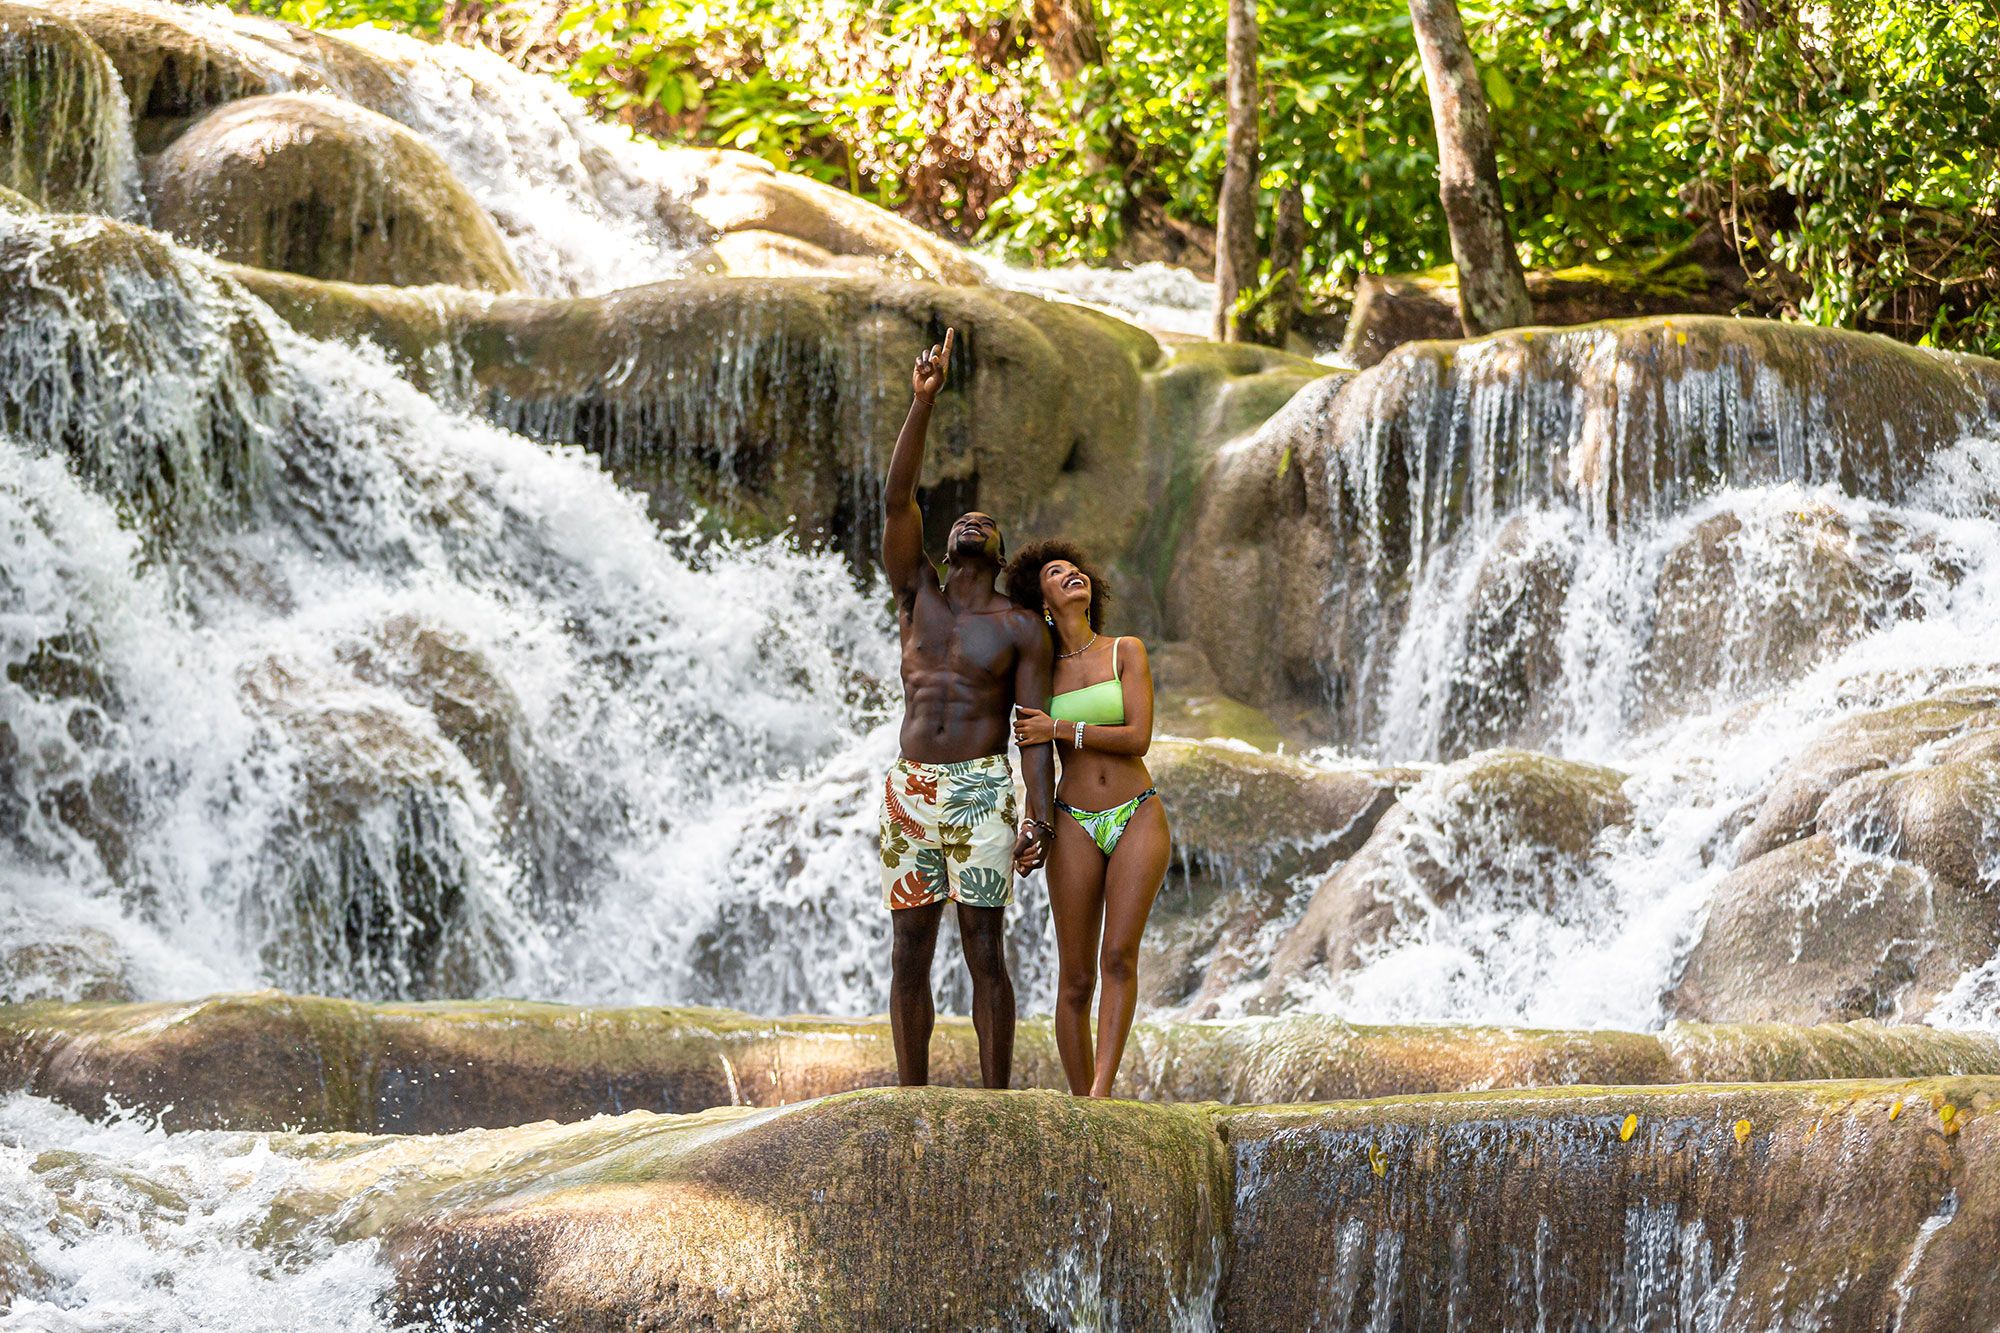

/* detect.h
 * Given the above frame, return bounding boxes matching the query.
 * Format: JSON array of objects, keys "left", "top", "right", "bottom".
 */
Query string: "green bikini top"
[{"left": 1048, "top": 637, "right": 1126, "bottom": 725}]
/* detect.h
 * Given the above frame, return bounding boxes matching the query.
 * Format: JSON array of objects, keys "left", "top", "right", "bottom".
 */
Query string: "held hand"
[
  {"left": 912, "top": 327, "right": 955, "bottom": 402},
  {"left": 1012, "top": 826, "right": 1048, "bottom": 875},
  {"left": 1013, "top": 705, "right": 1055, "bottom": 747}
]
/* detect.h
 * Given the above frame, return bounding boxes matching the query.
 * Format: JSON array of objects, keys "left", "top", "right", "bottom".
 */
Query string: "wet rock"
[
  {"left": 149, "top": 93, "right": 525, "bottom": 292},
  {"left": 1340, "top": 252, "right": 1740, "bottom": 367},
  {"left": 669, "top": 147, "right": 981, "bottom": 285},
  {"left": 0, "top": 211, "right": 280, "bottom": 535},
  {"left": 1670, "top": 833, "right": 1995, "bottom": 1024},
  {"left": 1166, "top": 376, "right": 1345, "bottom": 717},
  {"left": 1677, "top": 714, "right": 2000, "bottom": 1025},
  {"left": 0, "top": 929, "right": 130, "bottom": 1003},
  {"left": 239, "top": 659, "right": 504, "bottom": 999},
  {"left": 1429, "top": 510, "right": 1575, "bottom": 754},
  {"left": 1221, "top": 1077, "right": 2000, "bottom": 1331},
  {"left": 0, "top": 1, "right": 136, "bottom": 213},
  {"left": 235, "top": 266, "right": 1187, "bottom": 578},
  {"left": 1736, "top": 685, "right": 2000, "bottom": 863},
  {"left": 1637, "top": 503, "right": 1957, "bottom": 730},
  {"left": 34, "top": 0, "right": 400, "bottom": 153},
  {"left": 316, "top": 1088, "right": 1229, "bottom": 1331},
  {"left": 10, "top": 993, "right": 1999, "bottom": 1134},
  {"left": 1142, "top": 741, "right": 1407, "bottom": 1012},
  {"left": 1256, "top": 750, "right": 1631, "bottom": 1006},
  {"left": 1206, "top": 315, "right": 2000, "bottom": 735}
]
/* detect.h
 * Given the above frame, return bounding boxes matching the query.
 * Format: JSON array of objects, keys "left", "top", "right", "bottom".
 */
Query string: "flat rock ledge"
[
  {"left": 4, "top": 992, "right": 1999, "bottom": 1131},
  {"left": 257, "top": 1079, "right": 2000, "bottom": 1329}
]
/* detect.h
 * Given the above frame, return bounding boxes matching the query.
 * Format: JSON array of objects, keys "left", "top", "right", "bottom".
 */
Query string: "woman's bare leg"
[
  {"left": 1090, "top": 799, "right": 1170, "bottom": 1098},
  {"left": 1046, "top": 814, "right": 1107, "bottom": 1095}
]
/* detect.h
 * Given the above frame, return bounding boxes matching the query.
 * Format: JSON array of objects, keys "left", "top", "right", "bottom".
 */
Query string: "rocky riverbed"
[{"left": 7, "top": 0, "right": 2000, "bottom": 1325}]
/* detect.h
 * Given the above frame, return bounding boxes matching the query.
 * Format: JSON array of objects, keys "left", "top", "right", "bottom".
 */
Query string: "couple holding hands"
[{"left": 878, "top": 328, "right": 1169, "bottom": 1099}]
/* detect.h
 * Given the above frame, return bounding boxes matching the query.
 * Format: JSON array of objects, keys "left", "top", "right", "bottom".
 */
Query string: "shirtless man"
[{"left": 878, "top": 328, "right": 1055, "bottom": 1089}]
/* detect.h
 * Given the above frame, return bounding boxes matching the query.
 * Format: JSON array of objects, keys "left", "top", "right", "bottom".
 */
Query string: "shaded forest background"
[{"left": 245, "top": 0, "right": 2000, "bottom": 354}]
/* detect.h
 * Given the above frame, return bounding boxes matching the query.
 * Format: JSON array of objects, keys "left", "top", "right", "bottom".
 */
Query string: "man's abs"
[{"left": 898, "top": 678, "right": 1014, "bottom": 763}]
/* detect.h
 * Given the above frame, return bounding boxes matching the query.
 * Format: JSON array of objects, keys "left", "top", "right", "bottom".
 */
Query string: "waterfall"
[
  {"left": 0, "top": 206, "right": 1061, "bottom": 1015},
  {"left": 1246, "top": 321, "right": 2000, "bottom": 1026}
]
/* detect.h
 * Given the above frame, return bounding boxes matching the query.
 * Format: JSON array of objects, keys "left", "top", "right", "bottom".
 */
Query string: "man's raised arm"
[{"left": 881, "top": 328, "right": 954, "bottom": 598}]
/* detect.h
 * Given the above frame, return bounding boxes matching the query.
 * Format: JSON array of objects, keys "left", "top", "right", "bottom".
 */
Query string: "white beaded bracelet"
[{"left": 1073, "top": 720, "right": 1085, "bottom": 748}]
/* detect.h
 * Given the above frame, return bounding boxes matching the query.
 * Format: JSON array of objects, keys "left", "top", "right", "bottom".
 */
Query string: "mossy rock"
[
  {"left": 0, "top": 211, "right": 280, "bottom": 535},
  {"left": 1339, "top": 244, "right": 1741, "bottom": 368},
  {"left": 1208, "top": 314, "right": 2000, "bottom": 736},
  {"left": 293, "top": 1086, "right": 1231, "bottom": 1331},
  {"left": 231, "top": 264, "right": 1188, "bottom": 587},
  {"left": 1255, "top": 750, "right": 1630, "bottom": 1007},
  {"left": 1219, "top": 1077, "right": 2000, "bottom": 1331},
  {"left": 34, "top": 0, "right": 401, "bottom": 154},
  {"left": 254, "top": 1076, "right": 2000, "bottom": 1330},
  {"left": 149, "top": 93, "right": 524, "bottom": 292},
  {"left": 1676, "top": 750, "right": 2000, "bottom": 1025},
  {"left": 10, "top": 993, "right": 2000, "bottom": 1134},
  {"left": 1143, "top": 741, "right": 1409, "bottom": 1010},
  {"left": 0, "top": 1, "right": 136, "bottom": 214},
  {"left": 1736, "top": 684, "right": 2000, "bottom": 863}
]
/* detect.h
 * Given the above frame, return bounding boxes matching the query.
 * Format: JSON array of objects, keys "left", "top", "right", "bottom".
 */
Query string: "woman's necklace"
[{"left": 1057, "top": 632, "right": 1098, "bottom": 660}]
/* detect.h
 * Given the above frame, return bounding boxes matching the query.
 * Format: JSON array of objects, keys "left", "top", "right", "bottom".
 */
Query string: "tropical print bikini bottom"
[{"left": 1057, "top": 788, "right": 1159, "bottom": 857}]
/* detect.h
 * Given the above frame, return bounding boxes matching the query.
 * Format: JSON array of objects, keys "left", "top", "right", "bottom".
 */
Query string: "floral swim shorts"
[{"left": 880, "top": 753, "right": 1018, "bottom": 910}]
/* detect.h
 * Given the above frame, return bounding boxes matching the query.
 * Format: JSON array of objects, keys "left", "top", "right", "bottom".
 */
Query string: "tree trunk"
[
  {"left": 1029, "top": 0, "right": 1103, "bottom": 90},
  {"left": 1407, "top": 0, "right": 1532, "bottom": 336},
  {"left": 1214, "top": 0, "right": 1261, "bottom": 342},
  {"left": 1258, "top": 183, "right": 1307, "bottom": 345}
]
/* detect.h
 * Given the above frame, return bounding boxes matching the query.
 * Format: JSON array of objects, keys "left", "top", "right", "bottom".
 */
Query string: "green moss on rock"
[{"left": 0, "top": 1, "right": 136, "bottom": 214}]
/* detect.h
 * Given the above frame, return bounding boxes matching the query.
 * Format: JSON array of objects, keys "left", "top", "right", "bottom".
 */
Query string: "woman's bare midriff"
[{"left": 1057, "top": 749, "right": 1152, "bottom": 810}]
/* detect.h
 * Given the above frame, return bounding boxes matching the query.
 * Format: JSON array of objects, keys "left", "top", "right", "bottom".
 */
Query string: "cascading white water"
[
  {"left": 0, "top": 2, "right": 1996, "bottom": 1042},
  {"left": 0, "top": 206, "right": 1060, "bottom": 1016},
  {"left": 1255, "top": 332, "right": 2000, "bottom": 1028},
  {"left": 0, "top": 1093, "right": 399, "bottom": 1331}
]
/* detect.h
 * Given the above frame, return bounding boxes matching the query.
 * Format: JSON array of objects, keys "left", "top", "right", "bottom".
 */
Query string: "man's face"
[{"left": 948, "top": 511, "right": 1003, "bottom": 563}]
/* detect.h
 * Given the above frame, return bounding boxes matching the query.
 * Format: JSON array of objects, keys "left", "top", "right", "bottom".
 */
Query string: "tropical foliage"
[{"left": 237, "top": 0, "right": 2000, "bottom": 352}]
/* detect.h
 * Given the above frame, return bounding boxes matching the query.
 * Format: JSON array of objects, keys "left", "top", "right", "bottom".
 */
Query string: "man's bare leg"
[
  {"left": 891, "top": 901, "right": 946, "bottom": 1085},
  {"left": 957, "top": 902, "right": 1015, "bottom": 1089}
]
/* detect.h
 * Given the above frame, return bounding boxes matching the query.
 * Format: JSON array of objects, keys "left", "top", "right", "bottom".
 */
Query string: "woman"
[{"left": 1005, "top": 540, "right": 1171, "bottom": 1098}]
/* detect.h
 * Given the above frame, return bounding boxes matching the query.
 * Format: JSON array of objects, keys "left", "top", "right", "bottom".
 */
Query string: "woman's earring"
[{"left": 1044, "top": 610, "right": 1054, "bottom": 626}]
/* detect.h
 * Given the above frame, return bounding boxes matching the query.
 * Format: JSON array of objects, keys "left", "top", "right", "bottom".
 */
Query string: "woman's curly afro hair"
[{"left": 1003, "top": 539, "right": 1111, "bottom": 633}]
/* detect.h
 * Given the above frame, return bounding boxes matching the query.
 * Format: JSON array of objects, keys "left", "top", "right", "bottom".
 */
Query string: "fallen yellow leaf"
[
  {"left": 1941, "top": 1104, "right": 1961, "bottom": 1136},
  {"left": 1620, "top": 1113, "right": 1638, "bottom": 1142},
  {"left": 1675, "top": 332, "right": 1688, "bottom": 346},
  {"left": 1734, "top": 1119, "right": 1751, "bottom": 1145},
  {"left": 1367, "top": 1143, "right": 1387, "bottom": 1177},
  {"left": 1890, "top": 1098, "right": 1904, "bottom": 1121}
]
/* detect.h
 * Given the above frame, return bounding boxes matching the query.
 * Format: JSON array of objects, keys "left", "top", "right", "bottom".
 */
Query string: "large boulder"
[
  {"left": 237, "top": 657, "right": 512, "bottom": 999},
  {"left": 31, "top": 0, "right": 402, "bottom": 152},
  {"left": 148, "top": 93, "right": 525, "bottom": 292},
  {"left": 232, "top": 263, "right": 1327, "bottom": 625},
  {"left": 1141, "top": 741, "right": 1407, "bottom": 1011},
  {"left": 0, "top": 210, "right": 281, "bottom": 535},
  {"left": 12, "top": 1078, "right": 1998, "bottom": 1328},
  {"left": 671, "top": 147, "right": 982, "bottom": 285},
  {"left": 12, "top": 992, "right": 2000, "bottom": 1133},
  {"left": 1255, "top": 750, "right": 1631, "bottom": 1008},
  {"left": 1180, "top": 315, "right": 2000, "bottom": 736},
  {"left": 1674, "top": 690, "right": 2000, "bottom": 1024},
  {"left": 0, "top": 1, "right": 137, "bottom": 213},
  {"left": 316, "top": 1088, "right": 1230, "bottom": 1331},
  {"left": 1223, "top": 1077, "right": 2000, "bottom": 1331}
]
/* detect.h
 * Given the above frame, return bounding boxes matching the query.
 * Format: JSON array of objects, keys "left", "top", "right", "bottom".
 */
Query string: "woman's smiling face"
[{"left": 1040, "top": 559, "right": 1090, "bottom": 613}]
